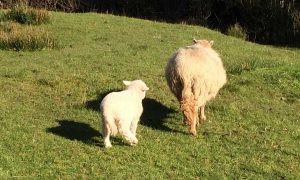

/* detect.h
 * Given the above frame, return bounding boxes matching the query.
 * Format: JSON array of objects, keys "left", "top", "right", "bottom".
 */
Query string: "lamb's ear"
[
  {"left": 209, "top": 40, "right": 214, "bottom": 46},
  {"left": 123, "top": 80, "right": 131, "bottom": 86},
  {"left": 144, "top": 86, "right": 149, "bottom": 91},
  {"left": 193, "top": 38, "right": 198, "bottom": 44}
]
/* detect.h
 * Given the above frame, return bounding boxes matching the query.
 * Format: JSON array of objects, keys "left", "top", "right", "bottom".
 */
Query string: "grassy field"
[{"left": 0, "top": 12, "right": 300, "bottom": 178}]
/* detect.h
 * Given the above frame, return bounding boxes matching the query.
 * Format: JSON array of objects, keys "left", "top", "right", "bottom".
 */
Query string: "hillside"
[{"left": 0, "top": 12, "right": 299, "bottom": 178}]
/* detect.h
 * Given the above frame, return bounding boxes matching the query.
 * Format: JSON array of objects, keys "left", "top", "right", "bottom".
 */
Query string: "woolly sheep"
[
  {"left": 165, "top": 39, "right": 227, "bottom": 135},
  {"left": 100, "top": 80, "right": 149, "bottom": 148}
]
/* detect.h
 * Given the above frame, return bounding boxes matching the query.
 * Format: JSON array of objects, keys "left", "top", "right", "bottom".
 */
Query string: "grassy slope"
[{"left": 0, "top": 12, "right": 300, "bottom": 178}]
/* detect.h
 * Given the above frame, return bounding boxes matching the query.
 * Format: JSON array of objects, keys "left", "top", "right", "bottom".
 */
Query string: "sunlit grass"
[{"left": 0, "top": 12, "right": 299, "bottom": 178}]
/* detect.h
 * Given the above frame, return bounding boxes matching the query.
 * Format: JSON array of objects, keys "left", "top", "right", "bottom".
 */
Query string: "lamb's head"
[
  {"left": 123, "top": 80, "right": 149, "bottom": 99},
  {"left": 193, "top": 38, "right": 214, "bottom": 48}
]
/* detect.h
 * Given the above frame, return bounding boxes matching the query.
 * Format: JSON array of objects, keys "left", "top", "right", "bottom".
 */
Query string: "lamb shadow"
[
  {"left": 85, "top": 90, "right": 181, "bottom": 133},
  {"left": 47, "top": 119, "right": 136, "bottom": 147},
  {"left": 46, "top": 119, "right": 102, "bottom": 146}
]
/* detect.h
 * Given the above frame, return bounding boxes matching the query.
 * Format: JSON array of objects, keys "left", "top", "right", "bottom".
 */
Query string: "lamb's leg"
[
  {"left": 200, "top": 105, "right": 206, "bottom": 125},
  {"left": 130, "top": 121, "right": 138, "bottom": 136},
  {"left": 120, "top": 125, "right": 138, "bottom": 146},
  {"left": 123, "top": 131, "right": 138, "bottom": 146},
  {"left": 102, "top": 123, "right": 112, "bottom": 148}
]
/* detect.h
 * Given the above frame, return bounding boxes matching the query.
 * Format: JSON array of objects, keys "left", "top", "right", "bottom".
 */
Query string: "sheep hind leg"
[
  {"left": 191, "top": 105, "right": 199, "bottom": 135},
  {"left": 183, "top": 113, "right": 188, "bottom": 125},
  {"left": 200, "top": 105, "right": 206, "bottom": 125},
  {"left": 190, "top": 113, "right": 197, "bottom": 136},
  {"left": 196, "top": 109, "right": 200, "bottom": 128}
]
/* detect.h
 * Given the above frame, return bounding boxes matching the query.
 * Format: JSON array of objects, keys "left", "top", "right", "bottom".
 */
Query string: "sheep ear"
[
  {"left": 123, "top": 80, "right": 131, "bottom": 86},
  {"left": 210, "top": 40, "right": 214, "bottom": 46},
  {"left": 144, "top": 86, "right": 149, "bottom": 91},
  {"left": 193, "top": 38, "right": 198, "bottom": 43}
]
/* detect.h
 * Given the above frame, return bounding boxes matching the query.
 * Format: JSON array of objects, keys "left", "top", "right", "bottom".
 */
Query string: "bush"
[
  {"left": 226, "top": 23, "right": 247, "bottom": 40},
  {"left": 5, "top": 4, "right": 50, "bottom": 25},
  {"left": 0, "top": 22, "right": 57, "bottom": 51}
]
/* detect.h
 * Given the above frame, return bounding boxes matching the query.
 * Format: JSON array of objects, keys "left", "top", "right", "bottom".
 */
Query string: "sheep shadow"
[
  {"left": 85, "top": 90, "right": 180, "bottom": 133},
  {"left": 140, "top": 98, "right": 179, "bottom": 132}
]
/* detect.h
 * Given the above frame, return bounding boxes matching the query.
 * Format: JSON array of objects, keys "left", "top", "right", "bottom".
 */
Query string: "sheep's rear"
[{"left": 165, "top": 39, "right": 227, "bottom": 135}]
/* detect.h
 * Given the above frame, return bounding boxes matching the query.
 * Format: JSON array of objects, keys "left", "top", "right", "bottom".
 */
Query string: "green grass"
[{"left": 0, "top": 12, "right": 300, "bottom": 178}]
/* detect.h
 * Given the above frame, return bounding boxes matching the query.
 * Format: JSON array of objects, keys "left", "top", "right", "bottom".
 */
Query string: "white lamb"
[
  {"left": 100, "top": 80, "right": 149, "bottom": 148},
  {"left": 165, "top": 39, "right": 227, "bottom": 135}
]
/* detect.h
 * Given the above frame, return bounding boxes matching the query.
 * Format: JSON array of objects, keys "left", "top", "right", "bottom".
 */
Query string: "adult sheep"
[{"left": 165, "top": 39, "right": 227, "bottom": 135}]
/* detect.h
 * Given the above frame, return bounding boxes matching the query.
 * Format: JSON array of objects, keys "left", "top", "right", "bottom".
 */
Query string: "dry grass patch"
[
  {"left": 4, "top": 3, "right": 50, "bottom": 25},
  {"left": 0, "top": 22, "right": 57, "bottom": 51}
]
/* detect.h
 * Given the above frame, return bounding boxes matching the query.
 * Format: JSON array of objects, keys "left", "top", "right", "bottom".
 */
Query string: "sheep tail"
[
  {"left": 180, "top": 95, "right": 198, "bottom": 135},
  {"left": 180, "top": 95, "right": 195, "bottom": 125}
]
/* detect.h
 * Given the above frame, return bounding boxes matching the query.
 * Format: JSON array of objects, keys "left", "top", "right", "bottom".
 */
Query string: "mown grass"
[{"left": 0, "top": 12, "right": 299, "bottom": 178}]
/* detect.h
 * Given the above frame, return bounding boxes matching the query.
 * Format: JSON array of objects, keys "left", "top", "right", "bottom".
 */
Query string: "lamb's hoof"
[
  {"left": 104, "top": 143, "right": 112, "bottom": 148},
  {"left": 130, "top": 142, "right": 138, "bottom": 146},
  {"left": 130, "top": 139, "right": 138, "bottom": 146}
]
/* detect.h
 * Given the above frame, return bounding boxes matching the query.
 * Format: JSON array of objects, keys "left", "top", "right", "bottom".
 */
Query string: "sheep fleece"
[{"left": 165, "top": 40, "right": 227, "bottom": 135}]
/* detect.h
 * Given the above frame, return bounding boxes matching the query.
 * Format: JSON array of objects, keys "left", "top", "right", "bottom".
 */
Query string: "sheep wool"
[
  {"left": 100, "top": 80, "right": 149, "bottom": 148},
  {"left": 165, "top": 39, "right": 227, "bottom": 135}
]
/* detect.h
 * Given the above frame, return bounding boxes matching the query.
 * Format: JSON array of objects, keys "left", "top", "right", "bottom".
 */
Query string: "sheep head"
[
  {"left": 192, "top": 38, "right": 214, "bottom": 48},
  {"left": 123, "top": 80, "right": 149, "bottom": 99}
]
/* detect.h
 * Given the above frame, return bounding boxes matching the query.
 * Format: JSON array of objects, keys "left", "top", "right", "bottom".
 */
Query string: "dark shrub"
[{"left": 226, "top": 23, "right": 247, "bottom": 40}]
